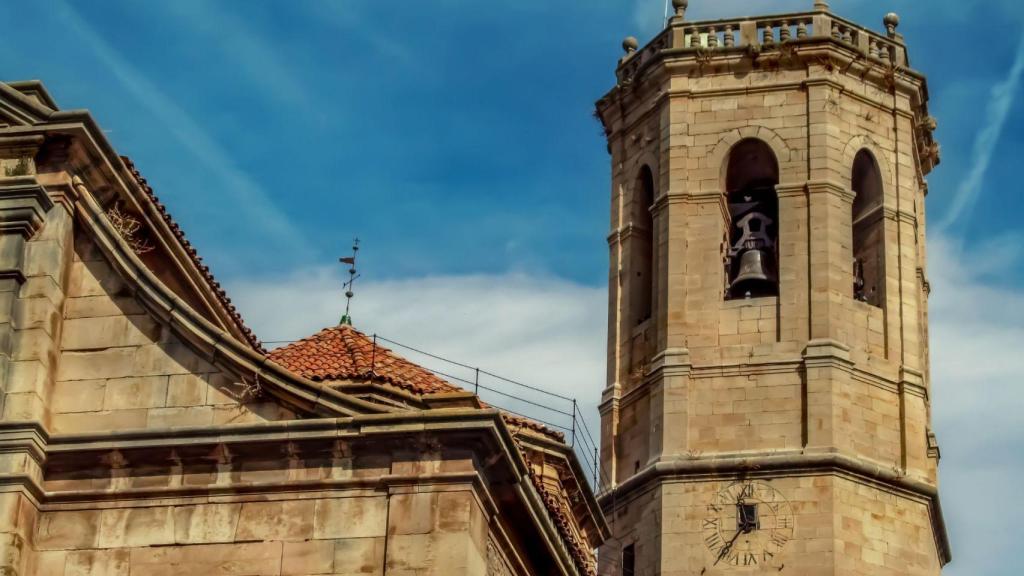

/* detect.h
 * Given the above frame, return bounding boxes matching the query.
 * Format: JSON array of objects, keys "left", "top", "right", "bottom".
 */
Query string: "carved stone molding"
[
  {"left": 0, "top": 177, "right": 53, "bottom": 239},
  {"left": 486, "top": 538, "right": 514, "bottom": 576}
]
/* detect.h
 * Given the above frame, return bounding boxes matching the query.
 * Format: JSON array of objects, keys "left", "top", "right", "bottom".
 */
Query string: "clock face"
[{"left": 702, "top": 481, "right": 795, "bottom": 568}]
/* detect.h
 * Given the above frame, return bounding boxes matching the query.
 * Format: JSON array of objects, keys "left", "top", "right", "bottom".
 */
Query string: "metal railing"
[{"left": 266, "top": 334, "right": 615, "bottom": 491}]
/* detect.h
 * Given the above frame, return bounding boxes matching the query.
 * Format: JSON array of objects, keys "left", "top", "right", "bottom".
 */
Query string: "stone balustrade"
[{"left": 617, "top": 11, "right": 907, "bottom": 84}]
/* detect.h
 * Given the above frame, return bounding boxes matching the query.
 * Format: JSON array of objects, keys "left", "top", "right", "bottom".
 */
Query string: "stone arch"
[
  {"left": 850, "top": 147, "right": 887, "bottom": 307},
  {"left": 719, "top": 137, "right": 782, "bottom": 300},
  {"left": 710, "top": 126, "right": 793, "bottom": 189},
  {"left": 841, "top": 134, "right": 895, "bottom": 193},
  {"left": 628, "top": 150, "right": 660, "bottom": 192},
  {"left": 632, "top": 164, "right": 656, "bottom": 223}
]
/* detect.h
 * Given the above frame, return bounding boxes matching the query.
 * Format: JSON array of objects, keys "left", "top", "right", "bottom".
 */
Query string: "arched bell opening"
[
  {"left": 630, "top": 165, "right": 655, "bottom": 325},
  {"left": 723, "top": 139, "right": 780, "bottom": 300},
  {"left": 852, "top": 149, "right": 886, "bottom": 307}
]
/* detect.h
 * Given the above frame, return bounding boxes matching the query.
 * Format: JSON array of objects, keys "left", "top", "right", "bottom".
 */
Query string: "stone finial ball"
[
  {"left": 623, "top": 36, "right": 639, "bottom": 53},
  {"left": 884, "top": 12, "right": 901, "bottom": 29},
  {"left": 672, "top": 0, "right": 688, "bottom": 10}
]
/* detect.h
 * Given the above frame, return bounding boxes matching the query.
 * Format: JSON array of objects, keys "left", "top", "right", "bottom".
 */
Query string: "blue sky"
[{"left": 3, "top": 1, "right": 1023, "bottom": 574}]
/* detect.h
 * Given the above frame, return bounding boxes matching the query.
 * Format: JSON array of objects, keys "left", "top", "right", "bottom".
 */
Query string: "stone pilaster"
[
  {"left": 0, "top": 175, "right": 55, "bottom": 423},
  {"left": 646, "top": 347, "right": 691, "bottom": 463}
]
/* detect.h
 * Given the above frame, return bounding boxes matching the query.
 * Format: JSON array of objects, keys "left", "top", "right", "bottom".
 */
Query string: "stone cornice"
[
  {"left": 804, "top": 180, "right": 854, "bottom": 202},
  {"left": 598, "top": 450, "right": 951, "bottom": 566},
  {"left": 598, "top": 37, "right": 930, "bottom": 141},
  {"left": 3, "top": 407, "right": 602, "bottom": 576},
  {"left": 0, "top": 177, "right": 54, "bottom": 239},
  {"left": 0, "top": 82, "right": 54, "bottom": 125}
]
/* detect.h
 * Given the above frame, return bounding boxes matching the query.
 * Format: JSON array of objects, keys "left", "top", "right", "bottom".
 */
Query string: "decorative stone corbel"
[{"left": 926, "top": 429, "right": 941, "bottom": 460}]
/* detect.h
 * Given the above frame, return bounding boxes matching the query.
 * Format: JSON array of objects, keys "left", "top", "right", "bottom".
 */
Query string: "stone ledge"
[
  {"left": 0, "top": 178, "right": 53, "bottom": 239},
  {"left": 598, "top": 449, "right": 952, "bottom": 566}
]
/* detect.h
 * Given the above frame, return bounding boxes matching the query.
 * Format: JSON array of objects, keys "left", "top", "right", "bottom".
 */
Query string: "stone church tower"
[{"left": 595, "top": 1, "right": 948, "bottom": 574}]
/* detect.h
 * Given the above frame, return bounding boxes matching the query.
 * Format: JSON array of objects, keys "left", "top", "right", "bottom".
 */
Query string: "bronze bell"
[{"left": 730, "top": 247, "right": 777, "bottom": 297}]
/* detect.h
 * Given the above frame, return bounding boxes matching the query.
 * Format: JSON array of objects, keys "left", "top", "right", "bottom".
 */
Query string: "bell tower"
[{"left": 595, "top": 1, "right": 949, "bottom": 574}]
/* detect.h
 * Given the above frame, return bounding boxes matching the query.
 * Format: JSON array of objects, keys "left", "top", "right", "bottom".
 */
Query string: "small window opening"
[
  {"left": 737, "top": 503, "right": 760, "bottom": 533},
  {"left": 725, "top": 140, "right": 780, "bottom": 300},
  {"left": 622, "top": 544, "right": 636, "bottom": 576}
]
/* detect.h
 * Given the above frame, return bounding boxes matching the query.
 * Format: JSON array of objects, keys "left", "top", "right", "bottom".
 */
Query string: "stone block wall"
[
  {"left": 18, "top": 432, "right": 504, "bottom": 576},
  {"left": 603, "top": 473, "right": 938, "bottom": 576},
  {"left": 28, "top": 489, "right": 486, "bottom": 575},
  {"left": 50, "top": 231, "right": 294, "bottom": 434}
]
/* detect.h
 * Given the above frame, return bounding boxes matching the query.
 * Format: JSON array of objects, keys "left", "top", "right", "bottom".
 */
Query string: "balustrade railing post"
[
  {"left": 571, "top": 399, "right": 577, "bottom": 447},
  {"left": 370, "top": 334, "right": 377, "bottom": 374},
  {"left": 739, "top": 21, "right": 757, "bottom": 47}
]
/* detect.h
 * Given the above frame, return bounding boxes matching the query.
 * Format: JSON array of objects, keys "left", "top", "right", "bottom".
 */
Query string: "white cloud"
[
  {"left": 229, "top": 269, "right": 608, "bottom": 475},
  {"left": 929, "top": 233, "right": 1024, "bottom": 576},
  {"left": 230, "top": 232, "right": 1021, "bottom": 572}
]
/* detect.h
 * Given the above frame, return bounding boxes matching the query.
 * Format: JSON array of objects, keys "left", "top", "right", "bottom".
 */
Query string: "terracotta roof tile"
[
  {"left": 268, "top": 325, "right": 460, "bottom": 395},
  {"left": 269, "top": 325, "right": 564, "bottom": 441},
  {"left": 120, "top": 157, "right": 264, "bottom": 352}
]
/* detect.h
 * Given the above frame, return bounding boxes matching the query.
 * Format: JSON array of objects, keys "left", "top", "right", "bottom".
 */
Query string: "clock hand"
[{"left": 715, "top": 528, "right": 744, "bottom": 565}]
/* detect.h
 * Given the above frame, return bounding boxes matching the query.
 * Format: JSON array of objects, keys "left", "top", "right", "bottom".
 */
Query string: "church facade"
[
  {"left": 0, "top": 80, "right": 605, "bottom": 574},
  {"left": 595, "top": 1, "right": 948, "bottom": 575}
]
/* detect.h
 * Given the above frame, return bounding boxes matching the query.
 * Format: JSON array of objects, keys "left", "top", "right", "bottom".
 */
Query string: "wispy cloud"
[
  {"left": 298, "top": 2, "right": 415, "bottom": 68},
  {"left": 152, "top": 1, "right": 312, "bottom": 107},
  {"left": 52, "top": 0, "right": 308, "bottom": 253},
  {"left": 937, "top": 32, "right": 1024, "bottom": 233}
]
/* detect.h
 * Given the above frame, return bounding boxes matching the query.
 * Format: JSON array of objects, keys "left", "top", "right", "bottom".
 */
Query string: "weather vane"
[{"left": 339, "top": 238, "right": 360, "bottom": 326}]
